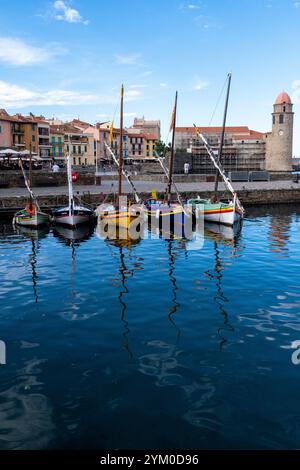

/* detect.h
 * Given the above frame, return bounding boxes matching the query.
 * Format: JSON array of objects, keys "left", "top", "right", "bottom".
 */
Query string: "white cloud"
[
  {"left": 195, "top": 14, "right": 221, "bottom": 30},
  {"left": 294, "top": 1, "right": 300, "bottom": 7},
  {"left": 0, "top": 80, "right": 143, "bottom": 108},
  {"left": 125, "top": 89, "right": 142, "bottom": 102},
  {"left": 96, "top": 113, "right": 110, "bottom": 119},
  {"left": 124, "top": 112, "right": 137, "bottom": 118},
  {"left": 193, "top": 79, "right": 209, "bottom": 91},
  {"left": 115, "top": 53, "right": 141, "bottom": 65},
  {"left": 180, "top": 2, "right": 201, "bottom": 10},
  {"left": 53, "top": 1, "right": 89, "bottom": 25},
  {"left": 129, "top": 84, "right": 147, "bottom": 89},
  {"left": 160, "top": 83, "right": 167, "bottom": 88},
  {"left": 0, "top": 37, "right": 64, "bottom": 66},
  {"left": 292, "top": 80, "right": 300, "bottom": 104}
]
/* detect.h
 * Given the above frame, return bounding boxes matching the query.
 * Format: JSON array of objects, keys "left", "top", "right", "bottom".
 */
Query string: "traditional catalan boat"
[
  {"left": 187, "top": 74, "right": 245, "bottom": 227},
  {"left": 95, "top": 85, "right": 144, "bottom": 230},
  {"left": 13, "top": 147, "right": 50, "bottom": 228},
  {"left": 143, "top": 92, "right": 190, "bottom": 230},
  {"left": 52, "top": 142, "right": 94, "bottom": 227}
]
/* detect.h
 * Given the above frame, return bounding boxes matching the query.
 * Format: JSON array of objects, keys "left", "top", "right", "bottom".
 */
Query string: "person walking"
[{"left": 184, "top": 162, "right": 190, "bottom": 175}]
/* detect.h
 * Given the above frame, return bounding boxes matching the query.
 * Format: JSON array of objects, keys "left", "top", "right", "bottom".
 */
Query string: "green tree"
[{"left": 154, "top": 140, "right": 171, "bottom": 157}]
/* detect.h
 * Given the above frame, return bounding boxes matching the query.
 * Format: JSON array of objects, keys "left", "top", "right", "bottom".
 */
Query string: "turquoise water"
[{"left": 0, "top": 205, "right": 300, "bottom": 450}]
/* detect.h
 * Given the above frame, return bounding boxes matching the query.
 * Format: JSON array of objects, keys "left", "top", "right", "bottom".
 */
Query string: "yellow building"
[{"left": 144, "top": 133, "right": 158, "bottom": 159}]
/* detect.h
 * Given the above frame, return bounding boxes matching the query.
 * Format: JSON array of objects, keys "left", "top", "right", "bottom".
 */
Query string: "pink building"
[{"left": 0, "top": 110, "right": 13, "bottom": 149}]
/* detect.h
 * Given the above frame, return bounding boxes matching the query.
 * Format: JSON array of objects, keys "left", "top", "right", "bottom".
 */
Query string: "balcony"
[
  {"left": 38, "top": 129, "right": 50, "bottom": 137},
  {"left": 12, "top": 129, "right": 24, "bottom": 135}
]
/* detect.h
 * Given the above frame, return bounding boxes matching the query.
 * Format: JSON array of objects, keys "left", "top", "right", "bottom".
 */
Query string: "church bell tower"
[{"left": 265, "top": 91, "right": 294, "bottom": 172}]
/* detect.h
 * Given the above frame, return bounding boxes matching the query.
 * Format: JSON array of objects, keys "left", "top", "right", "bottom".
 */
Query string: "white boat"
[
  {"left": 52, "top": 144, "right": 93, "bottom": 227},
  {"left": 188, "top": 74, "right": 245, "bottom": 227},
  {"left": 52, "top": 205, "right": 94, "bottom": 227},
  {"left": 187, "top": 195, "right": 243, "bottom": 226},
  {"left": 190, "top": 74, "right": 245, "bottom": 227}
]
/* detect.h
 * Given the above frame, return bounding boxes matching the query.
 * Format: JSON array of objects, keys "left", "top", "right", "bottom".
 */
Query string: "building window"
[
  {"left": 147, "top": 151, "right": 150, "bottom": 157},
  {"left": 283, "top": 106, "right": 286, "bottom": 113},
  {"left": 73, "top": 146, "right": 76, "bottom": 154},
  {"left": 85, "top": 158, "right": 87, "bottom": 165},
  {"left": 58, "top": 147, "right": 62, "bottom": 156},
  {"left": 279, "top": 114, "right": 284, "bottom": 124},
  {"left": 0, "top": 125, "right": 2, "bottom": 133},
  {"left": 78, "top": 146, "right": 81, "bottom": 154},
  {"left": 85, "top": 145, "right": 87, "bottom": 153},
  {"left": 32, "top": 135, "right": 36, "bottom": 142},
  {"left": 58, "top": 137, "right": 62, "bottom": 144},
  {"left": 33, "top": 146, "right": 36, "bottom": 153},
  {"left": 78, "top": 157, "right": 81, "bottom": 165},
  {"left": 73, "top": 157, "right": 76, "bottom": 165},
  {"left": 51, "top": 136, "right": 55, "bottom": 144},
  {"left": 146, "top": 145, "right": 149, "bottom": 150},
  {"left": 52, "top": 148, "right": 55, "bottom": 157},
  {"left": 273, "top": 116, "right": 275, "bottom": 125}
]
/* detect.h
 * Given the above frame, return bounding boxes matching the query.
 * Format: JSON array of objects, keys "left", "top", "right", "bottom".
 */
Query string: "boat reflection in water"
[
  {"left": 204, "top": 221, "right": 242, "bottom": 244},
  {"left": 103, "top": 227, "right": 144, "bottom": 358},
  {"left": 53, "top": 224, "right": 95, "bottom": 246},
  {"left": 14, "top": 225, "right": 50, "bottom": 303},
  {"left": 203, "top": 221, "right": 242, "bottom": 350}
]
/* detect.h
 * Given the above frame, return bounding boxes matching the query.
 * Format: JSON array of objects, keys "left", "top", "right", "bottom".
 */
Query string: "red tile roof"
[{"left": 176, "top": 126, "right": 264, "bottom": 139}]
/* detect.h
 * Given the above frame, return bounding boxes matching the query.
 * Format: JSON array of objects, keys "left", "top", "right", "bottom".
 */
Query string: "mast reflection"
[
  {"left": 15, "top": 225, "right": 49, "bottom": 304},
  {"left": 204, "top": 222, "right": 242, "bottom": 350},
  {"left": 105, "top": 228, "right": 143, "bottom": 359},
  {"left": 166, "top": 240, "right": 181, "bottom": 340}
]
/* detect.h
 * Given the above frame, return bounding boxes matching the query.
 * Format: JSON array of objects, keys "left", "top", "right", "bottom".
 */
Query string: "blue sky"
[{"left": 0, "top": 0, "right": 300, "bottom": 154}]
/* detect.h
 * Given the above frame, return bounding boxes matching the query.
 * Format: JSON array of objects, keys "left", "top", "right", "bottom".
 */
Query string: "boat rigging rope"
[
  {"left": 208, "top": 76, "right": 228, "bottom": 127},
  {"left": 193, "top": 126, "right": 245, "bottom": 215},
  {"left": 104, "top": 142, "right": 141, "bottom": 204},
  {"left": 19, "top": 160, "right": 41, "bottom": 211}
]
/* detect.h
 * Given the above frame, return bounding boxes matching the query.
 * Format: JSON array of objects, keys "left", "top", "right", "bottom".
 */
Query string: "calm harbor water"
[{"left": 0, "top": 205, "right": 300, "bottom": 450}]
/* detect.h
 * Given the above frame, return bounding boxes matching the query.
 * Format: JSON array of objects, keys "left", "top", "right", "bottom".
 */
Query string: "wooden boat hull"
[
  {"left": 14, "top": 210, "right": 50, "bottom": 228},
  {"left": 202, "top": 207, "right": 242, "bottom": 226},
  {"left": 188, "top": 199, "right": 243, "bottom": 227},
  {"left": 101, "top": 211, "right": 139, "bottom": 229},
  {"left": 144, "top": 200, "right": 188, "bottom": 225},
  {"left": 53, "top": 206, "right": 94, "bottom": 227}
]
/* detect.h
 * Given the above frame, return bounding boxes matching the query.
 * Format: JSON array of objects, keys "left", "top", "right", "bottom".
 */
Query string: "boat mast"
[
  {"left": 29, "top": 143, "right": 33, "bottom": 211},
  {"left": 67, "top": 135, "right": 74, "bottom": 216},
  {"left": 167, "top": 91, "right": 178, "bottom": 205},
  {"left": 214, "top": 73, "right": 232, "bottom": 194},
  {"left": 118, "top": 84, "right": 124, "bottom": 198}
]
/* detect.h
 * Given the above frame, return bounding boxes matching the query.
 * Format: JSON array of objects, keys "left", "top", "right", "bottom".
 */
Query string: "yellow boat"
[{"left": 99, "top": 204, "right": 143, "bottom": 229}]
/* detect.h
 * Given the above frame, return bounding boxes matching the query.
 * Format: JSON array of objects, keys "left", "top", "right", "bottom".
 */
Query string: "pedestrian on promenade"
[
  {"left": 184, "top": 162, "right": 190, "bottom": 175},
  {"left": 52, "top": 162, "right": 60, "bottom": 173}
]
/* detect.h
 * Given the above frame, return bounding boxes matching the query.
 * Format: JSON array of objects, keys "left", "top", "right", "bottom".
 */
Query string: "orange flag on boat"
[
  {"left": 169, "top": 104, "right": 176, "bottom": 133},
  {"left": 109, "top": 120, "right": 114, "bottom": 144}
]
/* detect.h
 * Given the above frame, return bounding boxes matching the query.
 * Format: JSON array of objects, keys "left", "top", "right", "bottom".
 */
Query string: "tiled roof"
[
  {"left": 144, "top": 133, "right": 158, "bottom": 140},
  {"left": 176, "top": 126, "right": 252, "bottom": 134}
]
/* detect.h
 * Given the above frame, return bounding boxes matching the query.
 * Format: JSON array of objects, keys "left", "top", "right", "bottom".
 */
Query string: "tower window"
[
  {"left": 273, "top": 116, "right": 276, "bottom": 125},
  {"left": 279, "top": 115, "right": 284, "bottom": 124},
  {"left": 283, "top": 106, "right": 286, "bottom": 112}
]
